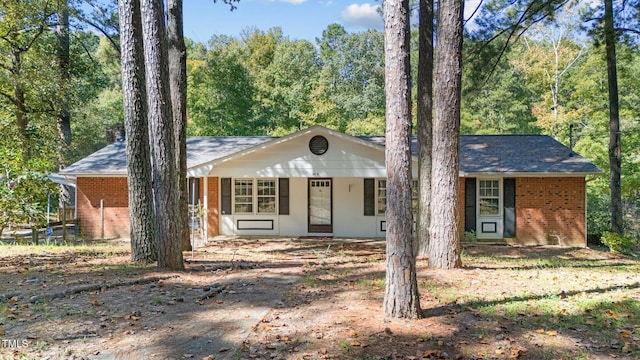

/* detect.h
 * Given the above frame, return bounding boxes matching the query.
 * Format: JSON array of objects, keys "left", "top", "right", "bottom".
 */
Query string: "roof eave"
[{"left": 460, "top": 171, "right": 603, "bottom": 177}]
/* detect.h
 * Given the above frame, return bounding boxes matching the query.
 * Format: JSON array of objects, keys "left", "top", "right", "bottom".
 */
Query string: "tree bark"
[
  {"left": 382, "top": 0, "right": 422, "bottom": 319},
  {"left": 55, "top": 1, "right": 71, "bottom": 153},
  {"left": 10, "top": 49, "right": 30, "bottom": 161},
  {"left": 141, "top": 0, "right": 184, "bottom": 270},
  {"left": 167, "top": 0, "right": 190, "bottom": 251},
  {"left": 604, "top": 0, "right": 623, "bottom": 235},
  {"left": 119, "top": 0, "right": 157, "bottom": 263},
  {"left": 429, "top": 0, "right": 464, "bottom": 269},
  {"left": 415, "top": 0, "right": 434, "bottom": 257},
  {"left": 56, "top": 1, "right": 73, "bottom": 209}
]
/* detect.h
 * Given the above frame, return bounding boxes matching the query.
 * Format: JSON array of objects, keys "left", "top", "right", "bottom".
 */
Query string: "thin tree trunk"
[
  {"left": 167, "top": 0, "right": 190, "bottom": 251},
  {"left": 56, "top": 1, "right": 73, "bottom": 210},
  {"left": 382, "top": 0, "right": 422, "bottom": 319},
  {"left": 11, "top": 49, "right": 30, "bottom": 161},
  {"left": 416, "top": 0, "right": 434, "bottom": 257},
  {"left": 141, "top": 0, "right": 184, "bottom": 270},
  {"left": 119, "top": 0, "right": 157, "bottom": 263},
  {"left": 604, "top": 0, "right": 623, "bottom": 235},
  {"left": 55, "top": 1, "right": 71, "bottom": 152},
  {"left": 429, "top": 0, "right": 464, "bottom": 269}
]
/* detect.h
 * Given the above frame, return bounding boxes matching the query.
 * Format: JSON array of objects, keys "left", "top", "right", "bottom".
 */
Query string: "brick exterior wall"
[
  {"left": 78, "top": 176, "right": 221, "bottom": 239},
  {"left": 516, "top": 177, "right": 586, "bottom": 247},
  {"left": 78, "top": 175, "right": 585, "bottom": 246},
  {"left": 77, "top": 177, "right": 130, "bottom": 239},
  {"left": 457, "top": 177, "right": 586, "bottom": 247},
  {"left": 206, "top": 177, "right": 219, "bottom": 237}
]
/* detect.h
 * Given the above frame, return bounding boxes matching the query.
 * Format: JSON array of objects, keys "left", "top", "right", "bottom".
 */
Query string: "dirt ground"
[{"left": 1, "top": 237, "right": 639, "bottom": 360}]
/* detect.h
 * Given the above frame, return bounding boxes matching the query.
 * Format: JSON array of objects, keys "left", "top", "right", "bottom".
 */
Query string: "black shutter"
[
  {"left": 464, "top": 178, "right": 476, "bottom": 232},
  {"left": 279, "top": 178, "right": 290, "bottom": 215},
  {"left": 364, "top": 178, "right": 375, "bottom": 216},
  {"left": 221, "top": 178, "right": 231, "bottom": 215},
  {"left": 188, "top": 178, "right": 201, "bottom": 205},
  {"left": 503, "top": 178, "right": 516, "bottom": 237}
]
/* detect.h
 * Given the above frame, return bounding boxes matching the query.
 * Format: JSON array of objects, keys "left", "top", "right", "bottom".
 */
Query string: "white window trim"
[
  {"left": 477, "top": 178, "right": 503, "bottom": 217},
  {"left": 376, "top": 178, "right": 419, "bottom": 215},
  {"left": 256, "top": 179, "right": 277, "bottom": 214},
  {"left": 232, "top": 178, "right": 278, "bottom": 215}
]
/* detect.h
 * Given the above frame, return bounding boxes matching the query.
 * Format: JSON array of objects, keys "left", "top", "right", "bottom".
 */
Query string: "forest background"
[{"left": 0, "top": 0, "right": 638, "bottom": 242}]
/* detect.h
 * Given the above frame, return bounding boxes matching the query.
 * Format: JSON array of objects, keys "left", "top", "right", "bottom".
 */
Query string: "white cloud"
[{"left": 341, "top": 3, "right": 383, "bottom": 30}]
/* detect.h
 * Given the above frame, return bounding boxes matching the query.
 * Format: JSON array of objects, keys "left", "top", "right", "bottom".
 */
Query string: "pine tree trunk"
[
  {"left": 141, "top": 0, "right": 184, "bottom": 270},
  {"left": 119, "top": 0, "right": 157, "bottom": 263},
  {"left": 429, "top": 0, "right": 463, "bottom": 269},
  {"left": 416, "top": 0, "right": 434, "bottom": 258},
  {"left": 604, "top": 0, "right": 623, "bottom": 235},
  {"left": 382, "top": 0, "right": 422, "bottom": 319},
  {"left": 167, "top": 0, "right": 190, "bottom": 251}
]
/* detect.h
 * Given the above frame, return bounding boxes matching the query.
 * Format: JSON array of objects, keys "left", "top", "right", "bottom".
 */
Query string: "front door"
[{"left": 308, "top": 179, "right": 333, "bottom": 233}]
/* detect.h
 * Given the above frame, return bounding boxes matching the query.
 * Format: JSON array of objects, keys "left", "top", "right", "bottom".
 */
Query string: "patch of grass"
[
  {"left": 301, "top": 274, "right": 319, "bottom": 288},
  {"left": 31, "top": 302, "right": 52, "bottom": 320},
  {"left": 339, "top": 340, "right": 352, "bottom": 352},
  {"left": 354, "top": 277, "right": 385, "bottom": 290},
  {"left": 61, "top": 304, "right": 83, "bottom": 317},
  {"left": 151, "top": 296, "right": 167, "bottom": 305}
]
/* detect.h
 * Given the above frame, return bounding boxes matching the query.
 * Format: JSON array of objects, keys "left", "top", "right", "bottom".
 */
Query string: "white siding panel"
[
  {"left": 210, "top": 132, "right": 417, "bottom": 178},
  {"left": 278, "top": 178, "right": 308, "bottom": 236},
  {"left": 332, "top": 178, "right": 378, "bottom": 237}
]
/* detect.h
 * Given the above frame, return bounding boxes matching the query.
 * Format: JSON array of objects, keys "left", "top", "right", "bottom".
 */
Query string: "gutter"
[{"left": 48, "top": 173, "right": 77, "bottom": 187}]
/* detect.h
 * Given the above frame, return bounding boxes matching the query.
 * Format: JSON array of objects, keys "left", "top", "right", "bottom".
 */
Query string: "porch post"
[{"left": 203, "top": 176, "right": 208, "bottom": 244}]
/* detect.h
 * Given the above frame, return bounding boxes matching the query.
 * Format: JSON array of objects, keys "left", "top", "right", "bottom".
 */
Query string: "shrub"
[{"left": 600, "top": 231, "right": 637, "bottom": 254}]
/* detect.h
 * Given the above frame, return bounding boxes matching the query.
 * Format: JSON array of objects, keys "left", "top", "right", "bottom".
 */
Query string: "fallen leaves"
[{"left": 535, "top": 328, "right": 558, "bottom": 336}]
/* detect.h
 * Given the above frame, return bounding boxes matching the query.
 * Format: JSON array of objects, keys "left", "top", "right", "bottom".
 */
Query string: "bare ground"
[{"left": 1, "top": 237, "right": 639, "bottom": 360}]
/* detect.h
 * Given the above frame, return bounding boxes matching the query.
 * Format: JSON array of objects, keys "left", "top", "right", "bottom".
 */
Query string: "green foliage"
[
  {"left": 461, "top": 41, "right": 540, "bottom": 134},
  {"left": 0, "top": 138, "right": 56, "bottom": 236},
  {"left": 187, "top": 35, "right": 260, "bottom": 136},
  {"left": 601, "top": 231, "right": 637, "bottom": 254},
  {"left": 185, "top": 24, "right": 386, "bottom": 137},
  {"left": 463, "top": 230, "right": 477, "bottom": 243}
]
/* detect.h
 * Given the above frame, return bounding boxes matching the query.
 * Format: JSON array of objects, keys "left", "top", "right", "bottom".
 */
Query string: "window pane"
[
  {"left": 478, "top": 180, "right": 500, "bottom": 216},
  {"left": 234, "top": 179, "right": 254, "bottom": 213},
  {"left": 235, "top": 204, "right": 253, "bottom": 213},
  {"left": 258, "top": 197, "right": 275, "bottom": 213},
  {"left": 479, "top": 198, "right": 499, "bottom": 215},
  {"left": 257, "top": 179, "right": 276, "bottom": 214}
]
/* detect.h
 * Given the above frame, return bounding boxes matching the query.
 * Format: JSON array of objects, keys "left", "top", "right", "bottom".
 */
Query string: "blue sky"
[{"left": 182, "top": 1, "right": 385, "bottom": 44}]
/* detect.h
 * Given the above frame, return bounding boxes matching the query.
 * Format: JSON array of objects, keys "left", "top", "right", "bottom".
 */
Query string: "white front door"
[
  {"left": 476, "top": 178, "right": 503, "bottom": 239},
  {"left": 308, "top": 179, "right": 332, "bottom": 233}
]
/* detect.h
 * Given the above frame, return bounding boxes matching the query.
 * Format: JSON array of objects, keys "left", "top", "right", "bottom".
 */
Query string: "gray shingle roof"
[
  {"left": 61, "top": 136, "right": 274, "bottom": 175},
  {"left": 458, "top": 135, "right": 601, "bottom": 174},
  {"left": 61, "top": 133, "right": 600, "bottom": 176}
]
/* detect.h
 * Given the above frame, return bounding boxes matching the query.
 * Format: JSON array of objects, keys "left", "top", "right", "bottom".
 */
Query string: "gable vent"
[{"left": 309, "top": 135, "right": 329, "bottom": 155}]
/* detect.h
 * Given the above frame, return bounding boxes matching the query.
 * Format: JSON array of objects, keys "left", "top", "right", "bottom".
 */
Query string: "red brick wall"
[
  {"left": 516, "top": 177, "right": 586, "bottom": 247},
  {"left": 77, "top": 177, "right": 130, "bottom": 239},
  {"left": 78, "top": 176, "right": 220, "bottom": 239},
  {"left": 205, "top": 177, "right": 219, "bottom": 237},
  {"left": 457, "top": 177, "right": 586, "bottom": 246}
]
